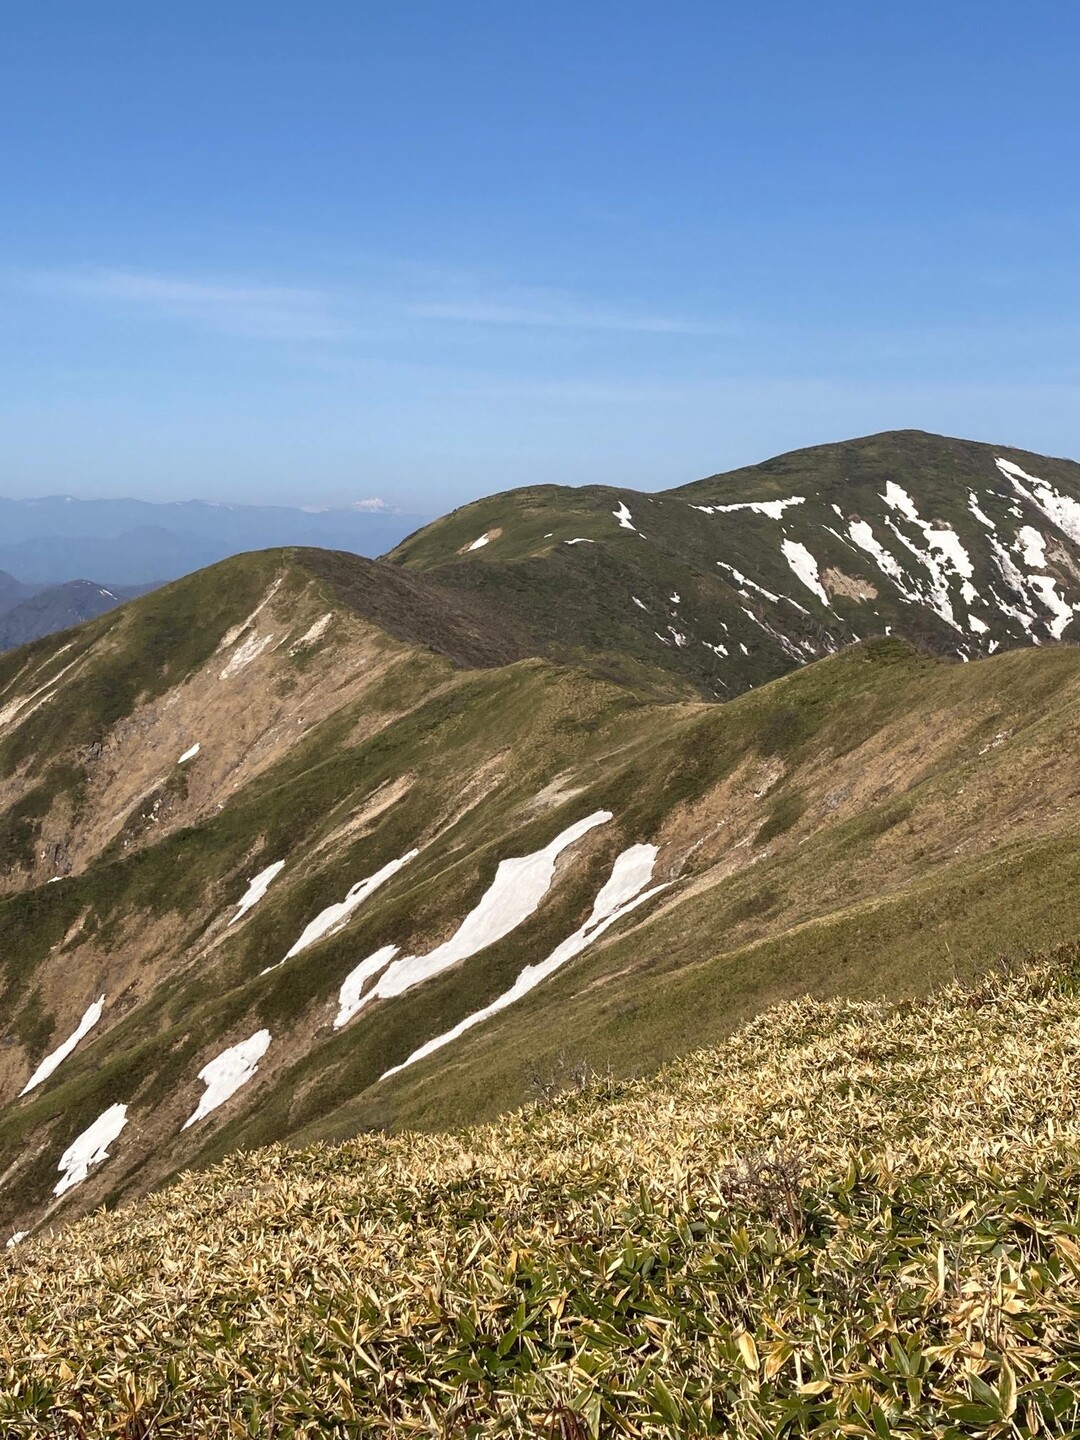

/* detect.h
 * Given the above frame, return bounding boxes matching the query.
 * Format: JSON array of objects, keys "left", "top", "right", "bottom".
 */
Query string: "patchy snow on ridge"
[
  {"left": 54, "top": 1103, "right": 128, "bottom": 1196},
  {"left": 381, "top": 844, "right": 667, "bottom": 1079},
  {"left": 20, "top": 995, "right": 106, "bottom": 1096},
  {"left": 780, "top": 540, "right": 830, "bottom": 606},
  {"left": 969, "top": 614, "right": 990, "bottom": 635},
  {"left": 613, "top": 502, "right": 637, "bottom": 531},
  {"left": 691, "top": 496, "right": 805, "bottom": 519},
  {"left": 177, "top": 743, "right": 200, "bottom": 764},
  {"left": 229, "top": 860, "right": 286, "bottom": 926},
  {"left": 220, "top": 631, "right": 275, "bottom": 679},
  {"left": 996, "top": 458, "right": 1080, "bottom": 545},
  {"left": 333, "top": 945, "right": 400, "bottom": 1029},
  {"left": 182, "top": 1030, "right": 271, "bottom": 1130},
  {"left": 267, "top": 850, "right": 419, "bottom": 972},
  {"left": 335, "top": 811, "right": 612, "bottom": 1025}
]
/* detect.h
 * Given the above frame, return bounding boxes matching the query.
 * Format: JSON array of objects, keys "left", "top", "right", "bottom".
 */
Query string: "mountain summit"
[{"left": 0, "top": 431, "right": 1078, "bottom": 1247}]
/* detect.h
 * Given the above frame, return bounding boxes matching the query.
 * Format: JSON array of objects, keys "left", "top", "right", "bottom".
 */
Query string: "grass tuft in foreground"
[{"left": 2, "top": 946, "right": 1079, "bottom": 1437}]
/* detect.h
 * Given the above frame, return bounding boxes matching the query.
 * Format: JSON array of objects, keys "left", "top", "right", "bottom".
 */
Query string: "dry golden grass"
[{"left": 2, "top": 944, "right": 1078, "bottom": 1437}]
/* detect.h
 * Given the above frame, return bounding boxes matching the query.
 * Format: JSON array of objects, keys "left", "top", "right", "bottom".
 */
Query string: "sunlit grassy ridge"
[{"left": 3, "top": 947, "right": 1078, "bottom": 1438}]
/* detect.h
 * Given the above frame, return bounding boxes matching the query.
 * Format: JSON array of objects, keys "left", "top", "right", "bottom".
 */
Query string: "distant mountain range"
[
  {"left": 0, "top": 494, "right": 428, "bottom": 586},
  {"left": 0, "top": 576, "right": 153, "bottom": 651}
]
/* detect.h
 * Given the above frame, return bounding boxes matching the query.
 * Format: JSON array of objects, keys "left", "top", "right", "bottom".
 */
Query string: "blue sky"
[{"left": 2, "top": 2, "right": 1078, "bottom": 510}]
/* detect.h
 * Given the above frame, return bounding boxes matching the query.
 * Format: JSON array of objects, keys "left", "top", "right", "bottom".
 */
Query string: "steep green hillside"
[
  {"left": 388, "top": 431, "right": 1080, "bottom": 697},
  {"left": 3, "top": 950, "right": 1077, "bottom": 1437}
]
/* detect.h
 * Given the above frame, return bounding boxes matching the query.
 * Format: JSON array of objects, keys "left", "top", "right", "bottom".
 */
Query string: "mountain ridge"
[{"left": 0, "top": 429, "right": 1078, "bottom": 1247}]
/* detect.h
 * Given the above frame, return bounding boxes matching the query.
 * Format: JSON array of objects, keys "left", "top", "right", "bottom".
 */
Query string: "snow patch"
[
  {"left": 631, "top": 596, "right": 648, "bottom": 611},
  {"left": 691, "top": 497, "right": 805, "bottom": 519},
  {"left": 334, "top": 945, "right": 400, "bottom": 1029},
  {"left": 230, "top": 861, "right": 286, "bottom": 926},
  {"left": 1016, "top": 526, "right": 1048, "bottom": 569},
  {"left": 5, "top": 1232, "right": 27, "bottom": 1249},
  {"left": 968, "top": 493, "right": 996, "bottom": 530},
  {"left": 613, "top": 503, "right": 637, "bottom": 531},
  {"left": 267, "top": 851, "right": 418, "bottom": 971},
  {"left": 780, "top": 540, "right": 830, "bottom": 606},
  {"left": 467, "top": 533, "right": 491, "bottom": 551},
  {"left": 177, "top": 743, "right": 200, "bottom": 764},
  {"left": 564, "top": 538, "right": 595, "bottom": 545},
  {"left": 20, "top": 996, "right": 105, "bottom": 1096},
  {"left": 1027, "top": 576, "right": 1076, "bottom": 639},
  {"left": 968, "top": 614, "right": 989, "bottom": 635},
  {"left": 381, "top": 844, "right": 666, "bottom": 1079},
  {"left": 182, "top": 1031, "right": 271, "bottom": 1129},
  {"left": 54, "top": 1104, "right": 128, "bottom": 1196},
  {"left": 334, "top": 812, "right": 612, "bottom": 1025}
]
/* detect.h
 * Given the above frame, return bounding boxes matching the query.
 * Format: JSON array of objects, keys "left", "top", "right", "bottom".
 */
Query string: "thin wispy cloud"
[
  {"left": 21, "top": 267, "right": 344, "bottom": 342},
  {"left": 408, "top": 288, "right": 724, "bottom": 335}
]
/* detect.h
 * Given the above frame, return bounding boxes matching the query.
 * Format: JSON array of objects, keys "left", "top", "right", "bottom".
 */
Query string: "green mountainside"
[
  {"left": 1, "top": 428, "right": 1079, "bottom": 1345},
  {"left": 388, "top": 430, "right": 1080, "bottom": 697}
]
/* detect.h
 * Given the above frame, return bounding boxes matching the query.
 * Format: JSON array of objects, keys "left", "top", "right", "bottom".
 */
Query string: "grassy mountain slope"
[
  {"left": 388, "top": 430, "right": 1080, "bottom": 697},
  {"left": 1, "top": 430, "right": 1079, "bottom": 1253},
  {"left": 1, "top": 590, "right": 1078, "bottom": 1242},
  {"left": 3, "top": 949, "right": 1078, "bottom": 1437}
]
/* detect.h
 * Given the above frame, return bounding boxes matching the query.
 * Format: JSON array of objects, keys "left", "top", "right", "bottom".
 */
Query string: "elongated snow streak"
[
  {"left": 265, "top": 850, "right": 419, "bottom": 972},
  {"left": 182, "top": 1030, "right": 271, "bottom": 1130},
  {"left": 613, "top": 503, "right": 637, "bottom": 531},
  {"left": 337, "top": 811, "right": 612, "bottom": 1026},
  {"left": 780, "top": 540, "right": 830, "bottom": 606},
  {"left": 564, "top": 538, "right": 595, "bottom": 545},
  {"left": 178, "top": 743, "right": 200, "bottom": 764},
  {"left": 334, "top": 945, "right": 400, "bottom": 1029},
  {"left": 20, "top": 996, "right": 105, "bottom": 1096},
  {"left": 467, "top": 534, "right": 490, "bottom": 551},
  {"left": 691, "top": 496, "right": 805, "bottom": 519},
  {"left": 381, "top": 844, "right": 667, "bottom": 1079},
  {"left": 996, "top": 458, "right": 1080, "bottom": 545},
  {"left": 969, "top": 493, "right": 996, "bottom": 529},
  {"left": 54, "top": 1103, "right": 128, "bottom": 1196},
  {"left": 229, "top": 860, "right": 285, "bottom": 926}
]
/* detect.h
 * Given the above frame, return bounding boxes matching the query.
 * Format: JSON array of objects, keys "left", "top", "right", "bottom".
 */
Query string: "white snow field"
[
  {"left": 265, "top": 850, "right": 419, "bottom": 972},
  {"left": 333, "top": 811, "right": 612, "bottom": 1027},
  {"left": 20, "top": 995, "right": 106, "bottom": 1096},
  {"left": 54, "top": 1103, "right": 128, "bottom": 1196},
  {"left": 177, "top": 743, "right": 201, "bottom": 764},
  {"left": 229, "top": 860, "right": 286, "bottom": 925},
  {"left": 182, "top": 1030, "right": 271, "bottom": 1130},
  {"left": 381, "top": 843, "right": 667, "bottom": 1079}
]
